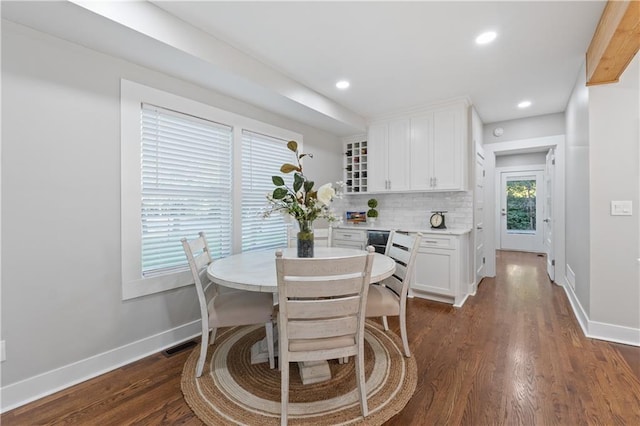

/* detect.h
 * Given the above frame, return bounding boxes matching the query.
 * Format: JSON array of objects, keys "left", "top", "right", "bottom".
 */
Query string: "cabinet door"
[
  {"left": 413, "top": 249, "right": 455, "bottom": 295},
  {"left": 367, "top": 123, "right": 388, "bottom": 192},
  {"left": 410, "top": 114, "right": 433, "bottom": 190},
  {"left": 432, "top": 106, "right": 464, "bottom": 190},
  {"left": 386, "top": 119, "right": 411, "bottom": 191},
  {"left": 333, "top": 240, "right": 365, "bottom": 250}
]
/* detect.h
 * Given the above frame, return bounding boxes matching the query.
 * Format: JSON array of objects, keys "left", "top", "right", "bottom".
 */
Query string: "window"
[
  {"left": 241, "top": 131, "right": 294, "bottom": 252},
  {"left": 140, "top": 104, "right": 233, "bottom": 275},
  {"left": 121, "top": 80, "right": 302, "bottom": 299},
  {"left": 506, "top": 178, "right": 537, "bottom": 233}
]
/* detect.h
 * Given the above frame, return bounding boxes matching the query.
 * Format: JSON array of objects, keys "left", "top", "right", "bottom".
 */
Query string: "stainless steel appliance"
[{"left": 366, "top": 230, "right": 390, "bottom": 254}]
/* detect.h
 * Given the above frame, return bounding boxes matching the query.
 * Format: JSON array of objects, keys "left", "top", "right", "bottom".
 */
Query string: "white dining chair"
[
  {"left": 182, "top": 232, "right": 275, "bottom": 377},
  {"left": 287, "top": 224, "right": 332, "bottom": 248},
  {"left": 275, "top": 246, "right": 375, "bottom": 425},
  {"left": 365, "top": 231, "right": 422, "bottom": 357}
]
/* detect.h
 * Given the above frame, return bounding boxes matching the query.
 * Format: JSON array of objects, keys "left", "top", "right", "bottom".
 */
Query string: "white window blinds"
[
  {"left": 141, "top": 104, "right": 233, "bottom": 275},
  {"left": 241, "top": 131, "right": 294, "bottom": 252}
]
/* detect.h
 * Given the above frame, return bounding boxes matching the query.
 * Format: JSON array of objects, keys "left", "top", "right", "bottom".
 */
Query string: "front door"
[
  {"left": 543, "top": 149, "right": 555, "bottom": 281},
  {"left": 500, "top": 171, "right": 544, "bottom": 252}
]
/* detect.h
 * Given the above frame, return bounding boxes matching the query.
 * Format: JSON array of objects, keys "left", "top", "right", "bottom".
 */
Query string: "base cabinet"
[
  {"left": 332, "top": 229, "right": 366, "bottom": 250},
  {"left": 410, "top": 233, "right": 470, "bottom": 306}
]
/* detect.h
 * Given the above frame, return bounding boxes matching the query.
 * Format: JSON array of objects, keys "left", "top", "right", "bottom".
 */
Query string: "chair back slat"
[
  {"left": 387, "top": 245, "right": 411, "bottom": 265},
  {"left": 288, "top": 317, "right": 358, "bottom": 340},
  {"left": 285, "top": 276, "right": 364, "bottom": 298},
  {"left": 281, "top": 255, "right": 367, "bottom": 277},
  {"left": 287, "top": 296, "right": 360, "bottom": 319},
  {"left": 389, "top": 232, "right": 414, "bottom": 251}
]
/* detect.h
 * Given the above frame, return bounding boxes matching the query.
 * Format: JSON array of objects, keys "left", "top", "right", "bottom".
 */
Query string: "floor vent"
[{"left": 162, "top": 340, "right": 197, "bottom": 357}]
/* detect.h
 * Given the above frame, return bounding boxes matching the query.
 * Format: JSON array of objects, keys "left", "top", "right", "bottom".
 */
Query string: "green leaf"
[
  {"left": 272, "top": 176, "right": 285, "bottom": 186},
  {"left": 304, "top": 180, "right": 314, "bottom": 192},
  {"left": 273, "top": 188, "right": 288, "bottom": 199},
  {"left": 293, "top": 173, "right": 304, "bottom": 193},
  {"left": 280, "top": 163, "right": 299, "bottom": 174},
  {"left": 287, "top": 140, "right": 298, "bottom": 152}
]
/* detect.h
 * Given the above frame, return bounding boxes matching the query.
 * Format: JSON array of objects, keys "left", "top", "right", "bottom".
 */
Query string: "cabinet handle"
[
  {"left": 424, "top": 240, "right": 439, "bottom": 244},
  {"left": 388, "top": 180, "right": 391, "bottom": 189},
  {"left": 433, "top": 177, "right": 437, "bottom": 187},
  {"left": 429, "top": 177, "right": 433, "bottom": 187}
]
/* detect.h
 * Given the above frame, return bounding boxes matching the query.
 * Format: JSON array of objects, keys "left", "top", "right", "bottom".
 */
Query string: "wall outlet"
[{"left": 1, "top": 340, "right": 5, "bottom": 362}]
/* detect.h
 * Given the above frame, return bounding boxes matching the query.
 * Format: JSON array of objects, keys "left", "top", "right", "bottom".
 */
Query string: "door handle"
[
  {"left": 544, "top": 219, "right": 550, "bottom": 223},
  {"left": 501, "top": 212, "right": 506, "bottom": 216},
  {"left": 477, "top": 226, "right": 483, "bottom": 230}
]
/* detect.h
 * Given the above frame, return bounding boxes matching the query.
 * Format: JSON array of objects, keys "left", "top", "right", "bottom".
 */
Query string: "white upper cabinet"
[
  {"left": 368, "top": 119, "right": 411, "bottom": 192},
  {"left": 365, "top": 98, "right": 469, "bottom": 194},
  {"left": 410, "top": 103, "right": 467, "bottom": 191}
]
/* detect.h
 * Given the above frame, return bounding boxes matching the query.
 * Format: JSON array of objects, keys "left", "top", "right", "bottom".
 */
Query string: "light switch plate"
[{"left": 611, "top": 200, "right": 633, "bottom": 216}]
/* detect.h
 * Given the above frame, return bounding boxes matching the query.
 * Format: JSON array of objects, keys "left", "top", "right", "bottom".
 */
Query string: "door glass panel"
[{"left": 506, "top": 179, "right": 536, "bottom": 233}]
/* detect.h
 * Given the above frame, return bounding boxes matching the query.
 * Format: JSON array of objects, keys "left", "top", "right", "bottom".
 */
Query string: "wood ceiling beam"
[{"left": 586, "top": 0, "right": 640, "bottom": 86}]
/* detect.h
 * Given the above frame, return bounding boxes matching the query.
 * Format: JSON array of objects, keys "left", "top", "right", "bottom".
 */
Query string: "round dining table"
[
  {"left": 206, "top": 246, "right": 396, "bottom": 384},
  {"left": 207, "top": 246, "right": 396, "bottom": 293}
]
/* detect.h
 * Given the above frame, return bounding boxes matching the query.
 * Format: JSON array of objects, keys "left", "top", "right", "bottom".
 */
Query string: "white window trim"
[{"left": 121, "top": 79, "right": 301, "bottom": 300}]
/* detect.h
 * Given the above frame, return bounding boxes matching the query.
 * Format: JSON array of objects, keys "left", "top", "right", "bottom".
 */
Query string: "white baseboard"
[
  {"left": 562, "top": 277, "right": 640, "bottom": 347},
  {"left": 454, "top": 291, "right": 471, "bottom": 308},
  {"left": 1, "top": 320, "right": 201, "bottom": 413}
]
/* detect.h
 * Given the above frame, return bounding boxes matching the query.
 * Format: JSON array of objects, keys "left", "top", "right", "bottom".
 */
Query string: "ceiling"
[{"left": 3, "top": 1, "right": 606, "bottom": 135}]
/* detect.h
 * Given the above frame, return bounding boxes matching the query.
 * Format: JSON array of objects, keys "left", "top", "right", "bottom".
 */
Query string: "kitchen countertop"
[{"left": 335, "top": 224, "right": 472, "bottom": 236}]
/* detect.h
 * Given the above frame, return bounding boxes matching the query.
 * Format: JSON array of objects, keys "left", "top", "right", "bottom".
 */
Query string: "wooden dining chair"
[
  {"left": 287, "top": 225, "right": 333, "bottom": 248},
  {"left": 275, "top": 246, "right": 375, "bottom": 425},
  {"left": 182, "top": 232, "right": 275, "bottom": 377},
  {"left": 365, "top": 231, "right": 422, "bottom": 357}
]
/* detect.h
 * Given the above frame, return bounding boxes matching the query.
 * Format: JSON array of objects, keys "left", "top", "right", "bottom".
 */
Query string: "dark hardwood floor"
[{"left": 3, "top": 251, "right": 639, "bottom": 425}]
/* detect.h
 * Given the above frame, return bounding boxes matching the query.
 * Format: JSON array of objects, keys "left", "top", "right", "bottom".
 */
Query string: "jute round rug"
[{"left": 181, "top": 321, "right": 417, "bottom": 425}]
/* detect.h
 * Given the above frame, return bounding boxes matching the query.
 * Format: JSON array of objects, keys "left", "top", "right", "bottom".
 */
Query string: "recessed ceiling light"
[
  {"left": 336, "top": 80, "right": 350, "bottom": 90},
  {"left": 518, "top": 100, "right": 532, "bottom": 109},
  {"left": 475, "top": 31, "right": 497, "bottom": 45}
]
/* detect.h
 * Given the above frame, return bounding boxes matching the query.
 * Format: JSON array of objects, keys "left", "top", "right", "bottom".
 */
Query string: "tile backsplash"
[{"left": 333, "top": 191, "right": 473, "bottom": 230}]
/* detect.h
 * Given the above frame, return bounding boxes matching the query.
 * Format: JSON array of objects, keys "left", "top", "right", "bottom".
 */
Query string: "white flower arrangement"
[{"left": 263, "top": 141, "right": 343, "bottom": 229}]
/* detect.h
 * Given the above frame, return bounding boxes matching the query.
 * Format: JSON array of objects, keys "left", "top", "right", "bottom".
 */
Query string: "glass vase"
[{"left": 297, "top": 220, "right": 314, "bottom": 258}]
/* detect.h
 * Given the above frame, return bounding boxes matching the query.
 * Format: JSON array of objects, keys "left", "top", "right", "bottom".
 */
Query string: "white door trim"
[{"left": 483, "top": 135, "right": 565, "bottom": 284}]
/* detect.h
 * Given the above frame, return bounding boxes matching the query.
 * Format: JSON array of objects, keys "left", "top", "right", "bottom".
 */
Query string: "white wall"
[
  {"left": 588, "top": 54, "right": 640, "bottom": 330},
  {"left": 495, "top": 152, "right": 547, "bottom": 168},
  {"left": 563, "top": 54, "right": 640, "bottom": 343},
  {"left": 484, "top": 112, "right": 565, "bottom": 145},
  {"left": 0, "top": 20, "right": 342, "bottom": 406},
  {"left": 564, "top": 62, "right": 591, "bottom": 313}
]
